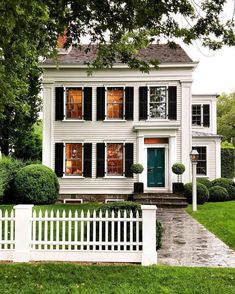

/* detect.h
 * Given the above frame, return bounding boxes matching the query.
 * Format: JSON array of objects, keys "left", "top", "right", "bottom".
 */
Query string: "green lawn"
[
  {"left": 186, "top": 201, "right": 235, "bottom": 250},
  {"left": 0, "top": 263, "right": 234, "bottom": 294}
]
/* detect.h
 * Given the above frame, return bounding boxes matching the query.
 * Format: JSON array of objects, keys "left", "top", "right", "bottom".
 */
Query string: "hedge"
[
  {"left": 221, "top": 148, "right": 235, "bottom": 178},
  {"left": 184, "top": 182, "right": 209, "bottom": 204}
]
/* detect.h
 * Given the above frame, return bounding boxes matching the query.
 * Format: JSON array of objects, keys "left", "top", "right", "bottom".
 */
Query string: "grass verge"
[
  {"left": 186, "top": 201, "right": 235, "bottom": 250},
  {"left": 0, "top": 263, "right": 234, "bottom": 294}
]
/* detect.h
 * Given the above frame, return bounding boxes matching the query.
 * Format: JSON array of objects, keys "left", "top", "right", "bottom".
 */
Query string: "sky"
[{"left": 181, "top": 43, "right": 235, "bottom": 95}]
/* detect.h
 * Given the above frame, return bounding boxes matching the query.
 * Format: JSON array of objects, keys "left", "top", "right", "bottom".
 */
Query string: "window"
[
  {"left": 107, "top": 143, "right": 123, "bottom": 176},
  {"left": 192, "top": 146, "right": 207, "bottom": 175},
  {"left": 107, "top": 87, "right": 124, "bottom": 119},
  {"left": 65, "top": 143, "right": 83, "bottom": 176},
  {"left": 192, "top": 104, "right": 210, "bottom": 127},
  {"left": 66, "top": 88, "right": 83, "bottom": 119},
  {"left": 149, "top": 86, "right": 167, "bottom": 119}
]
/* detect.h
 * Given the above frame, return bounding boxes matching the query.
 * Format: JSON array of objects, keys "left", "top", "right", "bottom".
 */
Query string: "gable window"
[
  {"left": 192, "top": 146, "right": 207, "bottom": 175},
  {"left": 107, "top": 143, "right": 124, "bottom": 176},
  {"left": 149, "top": 86, "right": 167, "bottom": 119},
  {"left": 65, "top": 143, "right": 83, "bottom": 176},
  {"left": 192, "top": 104, "right": 210, "bottom": 127},
  {"left": 107, "top": 87, "right": 124, "bottom": 119}
]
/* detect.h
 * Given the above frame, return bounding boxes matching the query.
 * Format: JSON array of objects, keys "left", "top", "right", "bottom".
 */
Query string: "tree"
[
  {"left": 217, "top": 92, "right": 235, "bottom": 145},
  {"left": 1, "top": 1, "right": 235, "bottom": 154}
]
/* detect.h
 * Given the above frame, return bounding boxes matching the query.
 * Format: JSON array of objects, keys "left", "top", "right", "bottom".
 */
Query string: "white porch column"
[
  {"left": 141, "top": 205, "right": 157, "bottom": 266},
  {"left": 137, "top": 134, "right": 145, "bottom": 183},
  {"left": 13, "top": 205, "right": 34, "bottom": 262},
  {"left": 169, "top": 136, "right": 177, "bottom": 191},
  {"left": 42, "top": 83, "right": 54, "bottom": 168},
  {"left": 181, "top": 82, "right": 192, "bottom": 183}
]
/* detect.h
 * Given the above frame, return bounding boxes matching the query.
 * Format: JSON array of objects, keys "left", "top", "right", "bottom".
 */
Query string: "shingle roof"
[
  {"left": 192, "top": 131, "right": 222, "bottom": 138},
  {"left": 43, "top": 44, "right": 193, "bottom": 65}
]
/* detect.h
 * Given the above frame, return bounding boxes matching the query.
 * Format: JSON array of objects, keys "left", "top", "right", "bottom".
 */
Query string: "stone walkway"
[{"left": 156, "top": 208, "right": 235, "bottom": 267}]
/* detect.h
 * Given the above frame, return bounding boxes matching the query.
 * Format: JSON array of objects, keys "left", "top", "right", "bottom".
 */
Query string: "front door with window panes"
[
  {"left": 65, "top": 143, "right": 83, "bottom": 176},
  {"left": 107, "top": 143, "right": 123, "bottom": 176},
  {"left": 107, "top": 88, "right": 124, "bottom": 119},
  {"left": 149, "top": 87, "right": 167, "bottom": 119}
]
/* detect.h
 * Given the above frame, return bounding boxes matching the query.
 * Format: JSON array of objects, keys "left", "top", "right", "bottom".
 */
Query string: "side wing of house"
[{"left": 192, "top": 94, "right": 221, "bottom": 179}]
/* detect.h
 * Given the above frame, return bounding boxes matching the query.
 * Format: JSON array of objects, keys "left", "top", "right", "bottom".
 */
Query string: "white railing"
[{"left": 0, "top": 204, "right": 157, "bottom": 265}]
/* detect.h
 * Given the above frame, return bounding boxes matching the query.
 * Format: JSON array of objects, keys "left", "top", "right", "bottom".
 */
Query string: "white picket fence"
[{"left": 0, "top": 204, "right": 157, "bottom": 265}]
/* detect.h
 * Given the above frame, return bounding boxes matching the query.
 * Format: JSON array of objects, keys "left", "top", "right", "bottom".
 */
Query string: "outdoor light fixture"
[{"left": 190, "top": 149, "right": 199, "bottom": 212}]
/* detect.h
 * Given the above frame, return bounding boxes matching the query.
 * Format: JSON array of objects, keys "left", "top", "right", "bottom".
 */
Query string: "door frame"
[{"left": 143, "top": 144, "right": 169, "bottom": 191}]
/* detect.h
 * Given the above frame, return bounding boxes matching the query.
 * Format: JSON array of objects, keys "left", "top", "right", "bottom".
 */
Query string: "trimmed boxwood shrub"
[
  {"left": 208, "top": 186, "right": 229, "bottom": 202},
  {"left": 211, "top": 178, "right": 234, "bottom": 189},
  {"left": 99, "top": 201, "right": 163, "bottom": 250},
  {"left": 13, "top": 164, "right": 59, "bottom": 204},
  {"left": 221, "top": 148, "right": 235, "bottom": 178},
  {"left": 172, "top": 163, "right": 185, "bottom": 175},
  {"left": 131, "top": 163, "right": 144, "bottom": 174},
  {"left": 197, "top": 178, "right": 212, "bottom": 189},
  {"left": 226, "top": 185, "right": 235, "bottom": 200},
  {"left": 184, "top": 182, "right": 209, "bottom": 204}
]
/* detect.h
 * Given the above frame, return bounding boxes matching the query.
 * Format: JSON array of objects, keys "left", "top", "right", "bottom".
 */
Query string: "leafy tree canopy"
[
  {"left": 0, "top": 1, "right": 235, "bottom": 154},
  {"left": 217, "top": 92, "right": 235, "bottom": 145}
]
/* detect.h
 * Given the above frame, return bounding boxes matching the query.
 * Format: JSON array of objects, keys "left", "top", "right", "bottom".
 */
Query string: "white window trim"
[
  {"left": 104, "top": 141, "right": 126, "bottom": 178},
  {"left": 192, "top": 145, "right": 208, "bottom": 177},
  {"left": 104, "top": 86, "right": 126, "bottom": 121},
  {"left": 192, "top": 104, "right": 210, "bottom": 128},
  {"left": 147, "top": 85, "right": 168, "bottom": 121},
  {"left": 63, "top": 86, "right": 84, "bottom": 121},
  {"left": 62, "top": 141, "right": 85, "bottom": 178}
]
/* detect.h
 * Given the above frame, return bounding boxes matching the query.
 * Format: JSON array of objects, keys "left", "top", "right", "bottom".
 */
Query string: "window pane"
[
  {"left": 107, "top": 88, "right": 123, "bottom": 119},
  {"left": 107, "top": 143, "right": 123, "bottom": 176},
  {"left": 192, "top": 105, "right": 201, "bottom": 126},
  {"left": 65, "top": 143, "right": 82, "bottom": 176},
  {"left": 149, "top": 87, "right": 166, "bottom": 118},
  {"left": 192, "top": 146, "right": 207, "bottom": 175},
  {"left": 66, "top": 88, "right": 83, "bottom": 119}
]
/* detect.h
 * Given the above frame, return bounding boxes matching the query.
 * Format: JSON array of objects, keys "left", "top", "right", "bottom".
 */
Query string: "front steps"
[{"left": 133, "top": 193, "right": 188, "bottom": 208}]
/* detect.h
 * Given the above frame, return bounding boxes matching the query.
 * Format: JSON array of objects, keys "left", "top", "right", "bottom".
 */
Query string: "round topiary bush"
[
  {"left": 184, "top": 182, "right": 209, "bottom": 204},
  {"left": 172, "top": 163, "right": 185, "bottom": 175},
  {"left": 13, "top": 164, "right": 59, "bottom": 204},
  {"left": 131, "top": 163, "right": 144, "bottom": 174},
  {"left": 208, "top": 186, "right": 229, "bottom": 202},
  {"left": 197, "top": 178, "right": 212, "bottom": 189}
]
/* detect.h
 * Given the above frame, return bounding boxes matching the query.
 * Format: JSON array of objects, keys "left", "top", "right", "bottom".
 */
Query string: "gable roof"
[{"left": 43, "top": 44, "right": 193, "bottom": 65}]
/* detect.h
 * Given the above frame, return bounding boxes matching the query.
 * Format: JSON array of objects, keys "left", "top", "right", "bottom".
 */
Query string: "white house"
[{"left": 41, "top": 44, "right": 221, "bottom": 199}]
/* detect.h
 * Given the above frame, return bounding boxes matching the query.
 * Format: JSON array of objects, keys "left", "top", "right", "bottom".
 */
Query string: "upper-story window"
[
  {"left": 107, "top": 87, "right": 124, "bottom": 119},
  {"left": 192, "top": 104, "right": 210, "bottom": 127},
  {"left": 66, "top": 88, "right": 83, "bottom": 119},
  {"left": 149, "top": 86, "right": 167, "bottom": 119}
]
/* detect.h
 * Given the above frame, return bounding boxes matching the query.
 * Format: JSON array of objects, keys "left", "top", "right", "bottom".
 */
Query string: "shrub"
[
  {"left": 208, "top": 186, "right": 229, "bottom": 202},
  {"left": 211, "top": 178, "right": 234, "bottom": 189},
  {"left": 131, "top": 164, "right": 144, "bottom": 174},
  {"left": 197, "top": 178, "right": 212, "bottom": 189},
  {"left": 13, "top": 164, "right": 59, "bottom": 204},
  {"left": 172, "top": 163, "right": 185, "bottom": 182},
  {"left": 221, "top": 148, "right": 235, "bottom": 178},
  {"left": 226, "top": 185, "right": 235, "bottom": 200},
  {"left": 184, "top": 182, "right": 209, "bottom": 204},
  {"left": 99, "top": 201, "right": 163, "bottom": 250},
  {"left": 0, "top": 156, "right": 26, "bottom": 203}
]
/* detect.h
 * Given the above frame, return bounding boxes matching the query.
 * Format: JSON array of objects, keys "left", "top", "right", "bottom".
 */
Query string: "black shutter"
[
  {"left": 125, "top": 143, "right": 134, "bottom": 177},
  {"left": 203, "top": 104, "right": 210, "bottom": 127},
  {"left": 83, "top": 143, "right": 92, "bottom": 177},
  {"left": 55, "top": 87, "right": 64, "bottom": 120},
  {"left": 83, "top": 87, "right": 92, "bottom": 121},
  {"left": 125, "top": 87, "right": 134, "bottom": 120},
  {"left": 168, "top": 86, "right": 177, "bottom": 120},
  {"left": 55, "top": 143, "right": 64, "bottom": 177},
  {"left": 96, "top": 143, "right": 105, "bottom": 177},
  {"left": 97, "top": 87, "right": 105, "bottom": 120},
  {"left": 139, "top": 87, "right": 148, "bottom": 120}
]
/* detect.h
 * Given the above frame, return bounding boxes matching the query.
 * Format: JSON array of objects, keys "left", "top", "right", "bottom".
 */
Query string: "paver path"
[{"left": 156, "top": 208, "right": 235, "bottom": 267}]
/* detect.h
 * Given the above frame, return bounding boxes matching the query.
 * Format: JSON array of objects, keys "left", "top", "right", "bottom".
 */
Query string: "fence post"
[
  {"left": 13, "top": 204, "right": 34, "bottom": 262},
  {"left": 141, "top": 205, "right": 157, "bottom": 266}
]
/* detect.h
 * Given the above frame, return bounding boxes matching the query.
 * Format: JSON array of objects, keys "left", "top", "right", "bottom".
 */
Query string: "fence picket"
[
  {"left": 38, "top": 210, "right": 42, "bottom": 250},
  {"left": 62, "top": 210, "right": 66, "bottom": 250},
  {"left": 50, "top": 210, "right": 54, "bottom": 250},
  {"left": 99, "top": 210, "right": 102, "bottom": 251},
  {"left": 92, "top": 210, "right": 96, "bottom": 251},
  {"left": 105, "top": 210, "right": 108, "bottom": 251},
  {"left": 56, "top": 210, "right": 60, "bottom": 250},
  {"left": 44, "top": 210, "right": 48, "bottom": 250},
  {"left": 80, "top": 210, "right": 84, "bottom": 251},
  {"left": 74, "top": 210, "right": 78, "bottom": 250},
  {"left": 123, "top": 210, "right": 127, "bottom": 251},
  {"left": 10, "top": 210, "right": 14, "bottom": 250},
  {"left": 68, "top": 210, "right": 72, "bottom": 250}
]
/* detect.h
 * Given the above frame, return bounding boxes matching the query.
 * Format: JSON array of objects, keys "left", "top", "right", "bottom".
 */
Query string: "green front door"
[{"left": 147, "top": 148, "right": 165, "bottom": 187}]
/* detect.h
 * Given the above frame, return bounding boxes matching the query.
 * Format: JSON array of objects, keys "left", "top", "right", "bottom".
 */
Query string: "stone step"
[
  {"left": 135, "top": 200, "right": 188, "bottom": 208},
  {"left": 133, "top": 195, "right": 186, "bottom": 201}
]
